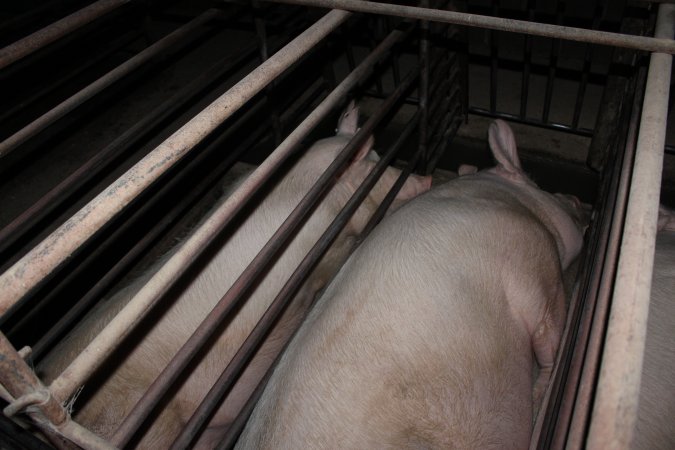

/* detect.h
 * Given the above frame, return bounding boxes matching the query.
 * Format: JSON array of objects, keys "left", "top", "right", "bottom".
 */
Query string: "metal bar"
[
  {"left": 0, "top": 333, "right": 114, "bottom": 450},
  {"left": 558, "top": 63, "right": 646, "bottom": 450},
  {"left": 214, "top": 118, "right": 427, "bottom": 450},
  {"left": 111, "top": 67, "right": 418, "bottom": 448},
  {"left": 0, "top": 0, "right": 131, "bottom": 70},
  {"left": 29, "top": 101, "right": 269, "bottom": 362},
  {"left": 0, "top": 9, "right": 221, "bottom": 158},
  {"left": 267, "top": 0, "right": 675, "bottom": 53},
  {"left": 489, "top": 0, "right": 500, "bottom": 114},
  {"left": 0, "top": 9, "right": 351, "bottom": 320},
  {"left": 586, "top": 4, "right": 674, "bottom": 448},
  {"left": 419, "top": 0, "right": 430, "bottom": 172},
  {"left": 542, "top": 0, "right": 565, "bottom": 124},
  {"left": 170, "top": 107, "right": 420, "bottom": 450},
  {"left": 520, "top": 0, "right": 535, "bottom": 118},
  {"left": 0, "top": 36, "right": 256, "bottom": 268},
  {"left": 42, "top": 15, "right": 398, "bottom": 422},
  {"left": 468, "top": 107, "right": 594, "bottom": 136},
  {"left": 572, "top": 0, "right": 603, "bottom": 129},
  {"left": 0, "top": 31, "right": 142, "bottom": 124}
]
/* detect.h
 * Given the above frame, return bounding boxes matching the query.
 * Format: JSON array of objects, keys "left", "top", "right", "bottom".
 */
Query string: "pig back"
[
  {"left": 238, "top": 180, "right": 567, "bottom": 449},
  {"left": 633, "top": 232, "right": 675, "bottom": 450}
]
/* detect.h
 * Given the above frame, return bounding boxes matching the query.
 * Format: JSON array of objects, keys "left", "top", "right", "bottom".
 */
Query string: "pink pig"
[
  {"left": 37, "top": 102, "right": 431, "bottom": 449},
  {"left": 237, "top": 119, "right": 585, "bottom": 449}
]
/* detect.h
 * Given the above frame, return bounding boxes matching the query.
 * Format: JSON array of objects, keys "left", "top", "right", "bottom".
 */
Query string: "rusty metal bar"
[
  {"left": 170, "top": 107, "right": 421, "bottom": 450},
  {"left": 586, "top": 3, "right": 674, "bottom": 448},
  {"left": 41, "top": 14, "right": 405, "bottom": 413},
  {"left": 0, "top": 9, "right": 351, "bottom": 320},
  {"left": 111, "top": 66, "right": 418, "bottom": 448},
  {"left": 266, "top": 0, "right": 675, "bottom": 53},
  {"left": 0, "top": 0, "right": 131, "bottom": 71},
  {"left": 0, "top": 8, "right": 221, "bottom": 158},
  {"left": 0, "top": 332, "right": 114, "bottom": 450}
]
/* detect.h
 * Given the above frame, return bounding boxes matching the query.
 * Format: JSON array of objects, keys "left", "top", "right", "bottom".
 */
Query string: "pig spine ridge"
[
  {"left": 237, "top": 119, "right": 584, "bottom": 449},
  {"left": 37, "top": 101, "right": 431, "bottom": 449}
]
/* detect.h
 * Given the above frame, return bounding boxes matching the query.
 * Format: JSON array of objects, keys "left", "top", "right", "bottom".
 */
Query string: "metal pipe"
[
  {"left": 542, "top": 0, "right": 564, "bottom": 124},
  {"left": 0, "top": 9, "right": 351, "bottom": 320},
  {"left": 519, "top": 0, "right": 535, "bottom": 118},
  {"left": 418, "top": 0, "right": 430, "bottom": 173},
  {"left": 0, "top": 8, "right": 221, "bottom": 158},
  {"left": 0, "top": 35, "right": 256, "bottom": 269},
  {"left": 42, "top": 13, "right": 401, "bottom": 412},
  {"left": 111, "top": 67, "right": 418, "bottom": 448},
  {"left": 559, "top": 63, "right": 646, "bottom": 450},
  {"left": 571, "top": 0, "right": 603, "bottom": 129},
  {"left": 266, "top": 0, "right": 675, "bottom": 53},
  {"left": 586, "top": 4, "right": 674, "bottom": 448},
  {"left": 170, "top": 108, "right": 421, "bottom": 450},
  {"left": 30, "top": 100, "right": 269, "bottom": 362},
  {"left": 0, "top": 31, "right": 142, "bottom": 124},
  {"left": 0, "top": 332, "right": 114, "bottom": 450},
  {"left": 0, "top": 0, "right": 131, "bottom": 70}
]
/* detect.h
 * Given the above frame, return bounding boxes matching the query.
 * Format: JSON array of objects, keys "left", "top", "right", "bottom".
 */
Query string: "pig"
[
  {"left": 37, "top": 101, "right": 431, "bottom": 449},
  {"left": 237, "top": 119, "right": 585, "bottom": 449},
  {"left": 632, "top": 206, "right": 675, "bottom": 450}
]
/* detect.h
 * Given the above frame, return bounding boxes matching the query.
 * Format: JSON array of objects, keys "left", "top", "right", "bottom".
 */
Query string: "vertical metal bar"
[
  {"left": 170, "top": 109, "right": 421, "bottom": 450},
  {"left": 520, "top": 0, "right": 536, "bottom": 118},
  {"left": 572, "top": 0, "right": 603, "bottom": 129},
  {"left": 558, "top": 64, "right": 646, "bottom": 450},
  {"left": 586, "top": 4, "right": 674, "bottom": 448},
  {"left": 489, "top": 0, "right": 500, "bottom": 114},
  {"left": 111, "top": 68, "right": 418, "bottom": 448},
  {"left": 0, "top": 0, "right": 132, "bottom": 70},
  {"left": 0, "top": 9, "right": 352, "bottom": 320},
  {"left": 252, "top": 0, "right": 283, "bottom": 145},
  {"left": 418, "top": 0, "right": 430, "bottom": 173},
  {"left": 0, "top": 9, "right": 222, "bottom": 158},
  {"left": 542, "top": 0, "right": 564, "bottom": 124}
]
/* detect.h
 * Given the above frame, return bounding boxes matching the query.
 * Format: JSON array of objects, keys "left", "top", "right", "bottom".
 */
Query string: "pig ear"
[
  {"left": 488, "top": 119, "right": 523, "bottom": 173},
  {"left": 352, "top": 135, "right": 375, "bottom": 162},
  {"left": 337, "top": 100, "right": 359, "bottom": 136}
]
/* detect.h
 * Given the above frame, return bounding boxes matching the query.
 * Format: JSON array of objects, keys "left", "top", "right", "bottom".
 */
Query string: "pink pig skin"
[
  {"left": 237, "top": 119, "right": 585, "bottom": 450},
  {"left": 37, "top": 101, "right": 431, "bottom": 449}
]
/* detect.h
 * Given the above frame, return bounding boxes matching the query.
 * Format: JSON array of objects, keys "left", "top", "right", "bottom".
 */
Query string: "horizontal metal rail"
[
  {"left": 0, "top": 9, "right": 351, "bottom": 320},
  {"left": 266, "top": 0, "right": 675, "bottom": 54},
  {"left": 0, "top": 0, "right": 132, "bottom": 71},
  {"left": 0, "top": 8, "right": 221, "bottom": 158},
  {"left": 586, "top": 3, "right": 675, "bottom": 449}
]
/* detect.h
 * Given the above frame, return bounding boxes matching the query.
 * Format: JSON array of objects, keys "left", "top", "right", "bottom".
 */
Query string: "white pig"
[
  {"left": 37, "top": 101, "right": 431, "bottom": 449},
  {"left": 632, "top": 206, "right": 675, "bottom": 450},
  {"left": 237, "top": 119, "right": 585, "bottom": 449}
]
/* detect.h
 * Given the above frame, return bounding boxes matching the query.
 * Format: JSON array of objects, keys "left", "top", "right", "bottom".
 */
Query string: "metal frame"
[{"left": 0, "top": 0, "right": 672, "bottom": 448}]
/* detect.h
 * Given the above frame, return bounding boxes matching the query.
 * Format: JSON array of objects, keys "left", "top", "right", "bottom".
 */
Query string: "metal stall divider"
[{"left": 0, "top": 1, "right": 673, "bottom": 449}]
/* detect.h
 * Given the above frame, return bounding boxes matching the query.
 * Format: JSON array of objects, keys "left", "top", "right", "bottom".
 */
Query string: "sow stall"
[{"left": 0, "top": 0, "right": 672, "bottom": 448}]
